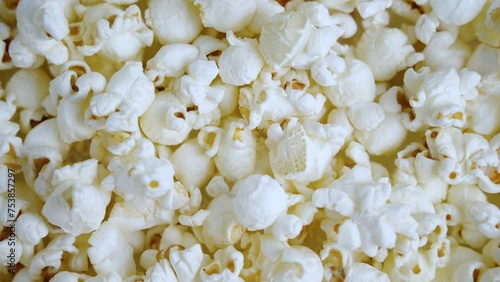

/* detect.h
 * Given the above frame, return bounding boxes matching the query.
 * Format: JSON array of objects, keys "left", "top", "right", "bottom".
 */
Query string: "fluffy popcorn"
[
  {"left": 41, "top": 159, "right": 110, "bottom": 236},
  {"left": 15, "top": 212, "right": 48, "bottom": 246},
  {"left": 429, "top": 0, "right": 487, "bottom": 25},
  {"left": 200, "top": 246, "right": 244, "bottom": 282},
  {"left": 217, "top": 32, "right": 264, "bottom": 86},
  {"left": 261, "top": 246, "right": 324, "bottom": 282},
  {"left": 86, "top": 61, "right": 155, "bottom": 132},
  {"left": 232, "top": 174, "right": 288, "bottom": 231},
  {"left": 170, "top": 139, "right": 215, "bottom": 188},
  {"left": 78, "top": 4, "right": 153, "bottom": 63},
  {"left": 169, "top": 244, "right": 204, "bottom": 282},
  {"left": 423, "top": 32, "right": 471, "bottom": 71},
  {"left": 145, "top": 0, "right": 202, "bottom": 44},
  {"left": 145, "top": 43, "right": 199, "bottom": 84},
  {"left": 139, "top": 92, "right": 193, "bottom": 146},
  {"left": 355, "top": 26, "right": 423, "bottom": 81},
  {"left": 10, "top": 0, "right": 70, "bottom": 67},
  {"left": 194, "top": 0, "right": 257, "bottom": 32},
  {"left": 402, "top": 67, "right": 480, "bottom": 130},
  {"left": 214, "top": 118, "right": 257, "bottom": 183},
  {"left": 266, "top": 118, "right": 348, "bottom": 184}
]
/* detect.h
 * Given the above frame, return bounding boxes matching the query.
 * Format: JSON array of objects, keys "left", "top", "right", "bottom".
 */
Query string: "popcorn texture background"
[{"left": 0, "top": 0, "right": 499, "bottom": 281}]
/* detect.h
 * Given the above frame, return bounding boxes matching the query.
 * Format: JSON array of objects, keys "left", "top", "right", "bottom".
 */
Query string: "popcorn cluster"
[{"left": 1, "top": 0, "right": 499, "bottom": 281}]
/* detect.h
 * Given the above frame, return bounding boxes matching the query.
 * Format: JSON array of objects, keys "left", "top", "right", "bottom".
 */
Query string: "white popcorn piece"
[
  {"left": 145, "top": 259, "right": 178, "bottom": 282},
  {"left": 481, "top": 268, "right": 500, "bottom": 282},
  {"left": 197, "top": 126, "right": 223, "bottom": 158},
  {"left": 145, "top": 0, "right": 202, "bottom": 45},
  {"left": 467, "top": 44, "right": 500, "bottom": 76},
  {"left": 173, "top": 59, "right": 225, "bottom": 115},
  {"left": 205, "top": 175, "right": 231, "bottom": 198},
  {"left": 214, "top": 118, "right": 257, "bottom": 183},
  {"left": 311, "top": 53, "right": 346, "bottom": 87},
  {"left": 179, "top": 210, "right": 211, "bottom": 227},
  {"left": 88, "top": 221, "right": 136, "bottom": 279},
  {"left": 356, "top": 0, "right": 393, "bottom": 19},
  {"left": 259, "top": 11, "right": 340, "bottom": 70},
  {"left": 41, "top": 159, "right": 109, "bottom": 236},
  {"left": 11, "top": 0, "right": 70, "bottom": 67},
  {"left": 200, "top": 194, "right": 245, "bottom": 250},
  {"left": 50, "top": 71, "right": 106, "bottom": 143},
  {"left": 346, "top": 263, "right": 390, "bottom": 282},
  {"left": 169, "top": 244, "right": 204, "bottom": 282},
  {"left": 170, "top": 139, "right": 215, "bottom": 188},
  {"left": 200, "top": 246, "right": 244, "bottom": 282},
  {"left": 272, "top": 214, "right": 303, "bottom": 241},
  {"left": 140, "top": 92, "right": 193, "bottom": 146},
  {"left": 78, "top": 4, "right": 153, "bottom": 63},
  {"left": 218, "top": 32, "right": 264, "bottom": 86},
  {"left": 86, "top": 61, "right": 155, "bottom": 132},
  {"left": 15, "top": 212, "right": 48, "bottom": 247},
  {"left": 356, "top": 27, "right": 423, "bottom": 81},
  {"left": 29, "top": 234, "right": 77, "bottom": 281},
  {"left": 261, "top": 246, "right": 324, "bottom": 282},
  {"left": 112, "top": 157, "right": 176, "bottom": 200},
  {"left": 145, "top": 43, "right": 199, "bottom": 83},
  {"left": 415, "top": 13, "right": 440, "bottom": 44},
  {"left": 423, "top": 32, "right": 471, "bottom": 71},
  {"left": 232, "top": 174, "right": 288, "bottom": 231},
  {"left": 248, "top": 0, "right": 285, "bottom": 34},
  {"left": 6, "top": 68, "right": 50, "bottom": 110},
  {"left": 466, "top": 201, "right": 500, "bottom": 239},
  {"left": 323, "top": 58, "right": 376, "bottom": 108},
  {"left": 266, "top": 118, "right": 348, "bottom": 184},
  {"left": 402, "top": 67, "right": 480, "bottom": 130},
  {"left": 430, "top": 0, "right": 487, "bottom": 25},
  {"left": 486, "top": 0, "right": 500, "bottom": 32},
  {"left": 194, "top": 0, "right": 257, "bottom": 32},
  {"left": 473, "top": 0, "right": 500, "bottom": 47},
  {"left": 50, "top": 271, "right": 91, "bottom": 282},
  {"left": 86, "top": 272, "right": 123, "bottom": 282}
]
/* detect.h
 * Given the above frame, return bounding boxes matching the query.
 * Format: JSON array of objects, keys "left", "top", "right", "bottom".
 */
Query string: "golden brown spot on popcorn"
[
  {"left": 150, "top": 233, "right": 161, "bottom": 249},
  {"left": 397, "top": 252, "right": 404, "bottom": 257},
  {"left": 473, "top": 269, "right": 480, "bottom": 282},
  {"left": 174, "top": 112, "right": 185, "bottom": 119},
  {"left": 41, "top": 266, "right": 56, "bottom": 282},
  {"left": 256, "top": 91, "right": 267, "bottom": 104},
  {"left": 74, "top": 40, "right": 83, "bottom": 47},
  {"left": 230, "top": 225, "right": 245, "bottom": 241},
  {"left": 69, "top": 65, "right": 87, "bottom": 77},
  {"left": 34, "top": 158, "right": 50, "bottom": 179},
  {"left": 397, "top": 92, "right": 411, "bottom": 109},
  {"left": 107, "top": 15, "right": 117, "bottom": 28},
  {"left": 279, "top": 119, "right": 289, "bottom": 131},
  {"left": 329, "top": 266, "right": 346, "bottom": 282},
  {"left": 227, "top": 260, "right": 235, "bottom": 272},
  {"left": 203, "top": 263, "right": 221, "bottom": 275},
  {"left": 232, "top": 127, "right": 245, "bottom": 141},
  {"left": 489, "top": 169, "right": 500, "bottom": 184},
  {"left": 490, "top": 8, "right": 500, "bottom": 23},
  {"left": 333, "top": 223, "right": 341, "bottom": 233},
  {"left": 412, "top": 264, "right": 421, "bottom": 274},
  {"left": 471, "top": 162, "right": 478, "bottom": 169},
  {"left": 5, "top": 0, "right": 19, "bottom": 10},
  {"left": 0, "top": 227, "right": 10, "bottom": 241},
  {"left": 411, "top": 149, "right": 421, "bottom": 158},
  {"left": 451, "top": 112, "right": 463, "bottom": 120},
  {"left": 437, "top": 244, "right": 446, "bottom": 257},
  {"left": 449, "top": 172, "right": 457, "bottom": 180},
  {"left": 62, "top": 189, "right": 73, "bottom": 209},
  {"left": 149, "top": 180, "right": 159, "bottom": 188},
  {"left": 434, "top": 225, "right": 442, "bottom": 235},
  {"left": 187, "top": 105, "right": 198, "bottom": 112},
  {"left": 69, "top": 26, "right": 80, "bottom": 36},
  {"left": 204, "top": 132, "right": 217, "bottom": 146},
  {"left": 70, "top": 75, "right": 79, "bottom": 92},
  {"left": 446, "top": 214, "right": 452, "bottom": 221},
  {"left": 276, "top": 0, "right": 291, "bottom": 7},
  {"left": 208, "top": 50, "right": 221, "bottom": 56},
  {"left": 30, "top": 115, "right": 50, "bottom": 129},
  {"left": 239, "top": 106, "right": 250, "bottom": 122},
  {"left": 430, "top": 131, "right": 438, "bottom": 139},
  {"left": 403, "top": 0, "right": 424, "bottom": 14},
  {"left": 2, "top": 38, "right": 12, "bottom": 63},
  {"left": 496, "top": 223, "right": 500, "bottom": 229},
  {"left": 271, "top": 72, "right": 278, "bottom": 79},
  {"left": 291, "top": 79, "right": 306, "bottom": 90},
  {"left": 127, "top": 167, "right": 135, "bottom": 176}
]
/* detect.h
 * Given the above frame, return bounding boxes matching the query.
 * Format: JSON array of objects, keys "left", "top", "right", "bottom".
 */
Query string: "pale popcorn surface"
[{"left": 0, "top": 0, "right": 499, "bottom": 281}]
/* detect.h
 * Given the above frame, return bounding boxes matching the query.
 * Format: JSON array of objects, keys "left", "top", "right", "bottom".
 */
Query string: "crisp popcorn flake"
[{"left": 2, "top": 0, "right": 500, "bottom": 281}]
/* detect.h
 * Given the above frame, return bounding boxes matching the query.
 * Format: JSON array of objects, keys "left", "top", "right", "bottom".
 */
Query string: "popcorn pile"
[{"left": 1, "top": 0, "right": 500, "bottom": 281}]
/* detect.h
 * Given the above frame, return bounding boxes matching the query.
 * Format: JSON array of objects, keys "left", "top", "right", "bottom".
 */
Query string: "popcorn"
[
  {"left": 170, "top": 139, "right": 215, "bottom": 188},
  {"left": 200, "top": 246, "right": 244, "bottom": 281},
  {"left": 232, "top": 174, "right": 288, "bottom": 231},
  {"left": 217, "top": 32, "right": 264, "bottom": 86},
  {"left": 78, "top": 4, "right": 153, "bottom": 63},
  {"left": 429, "top": 0, "right": 487, "bottom": 25},
  {"left": 145, "top": 43, "right": 199, "bottom": 83},
  {"left": 86, "top": 61, "right": 155, "bottom": 132},
  {"left": 194, "top": 0, "right": 257, "bottom": 32},
  {"left": 169, "top": 244, "right": 204, "bottom": 282},
  {"left": 214, "top": 118, "right": 257, "bottom": 182},
  {"left": 261, "top": 246, "right": 324, "bottom": 282},
  {"left": 10, "top": 0, "right": 70, "bottom": 67},
  {"left": 15, "top": 212, "right": 48, "bottom": 246},
  {"left": 266, "top": 118, "right": 348, "bottom": 184},
  {"left": 29, "top": 234, "right": 78, "bottom": 281}
]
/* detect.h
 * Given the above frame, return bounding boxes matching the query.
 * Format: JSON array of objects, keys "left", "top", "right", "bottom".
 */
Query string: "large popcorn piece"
[
  {"left": 402, "top": 67, "right": 480, "bottom": 130},
  {"left": 79, "top": 4, "right": 153, "bottom": 63},
  {"left": 266, "top": 118, "right": 348, "bottom": 184},
  {"left": 430, "top": 0, "right": 487, "bottom": 26},
  {"left": 261, "top": 246, "right": 324, "bottom": 282},
  {"left": 218, "top": 32, "right": 264, "bottom": 86},
  {"left": 194, "top": 0, "right": 257, "bottom": 32},
  {"left": 86, "top": 61, "right": 155, "bottom": 132},
  {"left": 232, "top": 174, "right": 287, "bottom": 231},
  {"left": 145, "top": 0, "right": 202, "bottom": 44},
  {"left": 41, "top": 159, "right": 110, "bottom": 236},
  {"left": 145, "top": 43, "right": 199, "bottom": 83},
  {"left": 10, "top": 0, "right": 71, "bottom": 67}
]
